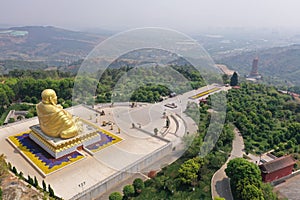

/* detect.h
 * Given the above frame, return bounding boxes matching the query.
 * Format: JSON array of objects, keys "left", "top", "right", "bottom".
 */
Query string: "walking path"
[{"left": 211, "top": 127, "right": 244, "bottom": 200}]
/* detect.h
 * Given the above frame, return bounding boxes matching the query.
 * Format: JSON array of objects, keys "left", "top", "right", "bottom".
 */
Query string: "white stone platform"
[
  {"left": 29, "top": 120, "right": 101, "bottom": 159},
  {"left": 0, "top": 105, "right": 171, "bottom": 199}
]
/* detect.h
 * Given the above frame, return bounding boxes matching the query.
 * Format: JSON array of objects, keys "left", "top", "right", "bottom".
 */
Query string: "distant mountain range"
[
  {"left": 1, "top": 26, "right": 300, "bottom": 86},
  {"left": 0, "top": 26, "right": 105, "bottom": 63},
  {"left": 215, "top": 44, "right": 300, "bottom": 85}
]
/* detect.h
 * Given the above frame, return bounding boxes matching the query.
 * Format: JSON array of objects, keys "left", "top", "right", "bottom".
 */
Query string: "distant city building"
[
  {"left": 259, "top": 155, "right": 296, "bottom": 182},
  {"left": 246, "top": 57, "right": 262, "bottom": 80}
]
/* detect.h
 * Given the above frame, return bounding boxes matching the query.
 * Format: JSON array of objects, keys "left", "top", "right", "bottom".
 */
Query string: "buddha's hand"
[{"left": 75, "top": 119, "right": 83, "bottom": 133}]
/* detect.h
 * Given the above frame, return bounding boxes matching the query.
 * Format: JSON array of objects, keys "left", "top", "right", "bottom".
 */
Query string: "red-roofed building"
[
  {"left": 232, "top": 86, "right": 240, "bottom": 89},
  {"left": 259, "top": 155, "right": 296, "bottom": 182}
]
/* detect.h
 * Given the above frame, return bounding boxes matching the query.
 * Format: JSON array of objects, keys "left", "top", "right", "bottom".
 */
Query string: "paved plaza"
[
  {"left": 275, "top": 173, "right": 300, "bottom": 200},
  {"left": 0, "top": 84, "right": 225, "bottom": 199},
  {"left": 0, "top": 105, "right": 170, "bottom": 199}
]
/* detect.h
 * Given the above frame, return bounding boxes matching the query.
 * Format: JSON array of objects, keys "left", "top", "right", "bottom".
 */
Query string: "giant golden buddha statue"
[{"left": 36, "top": 89, "right": 81, "bottom": 139}]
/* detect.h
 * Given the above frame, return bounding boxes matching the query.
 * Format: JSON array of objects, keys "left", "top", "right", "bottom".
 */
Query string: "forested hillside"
[{"left": 227, "top": 83, "right": 300, "bottom": 162}]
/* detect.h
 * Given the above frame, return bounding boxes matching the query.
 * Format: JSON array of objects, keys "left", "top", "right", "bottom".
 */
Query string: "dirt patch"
[{"left": 1, "top": 172, "right": 44, "bottom": 200}]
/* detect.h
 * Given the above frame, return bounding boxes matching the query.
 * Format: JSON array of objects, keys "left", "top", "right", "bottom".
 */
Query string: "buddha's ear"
[{"left": 49, "top": 96, "right": 55, "bottom": 105}]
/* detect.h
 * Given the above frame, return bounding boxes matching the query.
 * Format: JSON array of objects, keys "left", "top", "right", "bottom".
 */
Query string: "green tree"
[
  {"left": 27, "top": 175, "right": 34, "bottom": 185},
  {"left": 31, "top": 96, "right": 38, "bottom": 104},
  {"left": 8, "top": 118, "right": 15, "bottom": 123},
  {"left": 261, "top": 183, "right": 279, "bottom": 200},
  {"left": 6, "top": 161, "right": 11, "bottom": 170},
  {"left": 0, "top": 88, "right": 10, "bottom": 106},
  {"left": 178, "top": 157, "right": 202, "bottom": 186},
  {"left": 12, "top": 166, "right": 17, "bottom": 174},
  {"left": 42, "top": 180, "right": 47, "bottom": 191},
  {"left": 57, "top": 98, "right": 64, "bottom": 104},
  {"left": 230, "top": 72, "right": 238, "bottom": 86},
  {"left": 123, "top": 185, "right": 135, "bottom": 199},
  {"left": 222, "top": 74, "right": 229, "bottom": 84},
  {"left": 133, "top": 178, "right": 145, "bottom": 194},
  {"left": 241, "top": 184, "right": 264, "bottom": 200},
  {"left": 25, "top": 112, "right": 34, "bottom": 119},
  {"left": 226, "top": 158, "right": 263, "bottom": 199},
  {"left": 226, "top": 158, "right": 262, "bottom": 188},
  {"left": 18, "top": 171, "right": 23, "bottom": 179},
  {"left": 0, "top": 154, "right": 8, "bottom": 178},
  {"left": 0, "top": 187, "right": 2, "bottom": 200},
  {"left": 34, "top": 176, "right": 38, "bottom": 187},
  {"left": 24, "top": 95, "right": 31, "bottom": 102},
  {"left": 109, "top": 192, "right": 123, "bottom": 200},
  {"left": 48, "top": 184, "right": 55, "bottom": 197}
]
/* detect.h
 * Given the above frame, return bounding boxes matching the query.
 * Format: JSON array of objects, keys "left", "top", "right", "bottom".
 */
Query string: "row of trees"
[
  {"left": 0, "top": 154, "right": 57, "bottom": 199},
  {"left": 8, "top": 162, "right": 58, "bottom": 198},
  {"left": 0, "top": 65, "right": 207, "bottom": 123},
  {"left": 1, "top": 64, "right": 206, "bottom": 106},
  {"left": 109, "top": 178, "right": 145, "bottom": 200}
]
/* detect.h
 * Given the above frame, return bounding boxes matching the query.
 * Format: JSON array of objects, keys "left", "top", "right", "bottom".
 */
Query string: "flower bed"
[
  {"left": 190, "top": 87, "right": 220, "bottom": 99},
  {"left": 85, "top": 128, "right": 122, "bottom": 153},
  {"left": 8, "top": 130, "right": 84, "bottom": 175}
]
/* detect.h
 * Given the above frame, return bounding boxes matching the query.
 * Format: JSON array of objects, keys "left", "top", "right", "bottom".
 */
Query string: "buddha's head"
[{"left": 41, "top": 89, "right": 57, "bottom": 105}]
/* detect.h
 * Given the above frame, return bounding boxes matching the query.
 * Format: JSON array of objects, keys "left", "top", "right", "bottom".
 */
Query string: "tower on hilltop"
[
  {"left": 250, "top": 57, "right": 259, "bottom": 77},
  {"left": 246, "top": 57, "right": 262, "bottom": 81}
]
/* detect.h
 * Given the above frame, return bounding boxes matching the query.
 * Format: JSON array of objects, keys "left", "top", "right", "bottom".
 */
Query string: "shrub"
[
  {"left": 133, "top": 178, "right": 145, "bottom": 194},
  {"left": 34, "top": 176, "right": 38, "bottom": 187},
  {"left": 42, "top": 180, "right": 47, "bottom": 191},
  {"left": 12, "top": 166, "right": 17, "bottom": 174},
  {"left": 48, "top": 184, "right": 55, "bottom": 197},
  {"left": 123, "top": 185, "right": 135, "bottom": 199},
  {"left": 109, "top": 192, "right": 123, "bottom": 200}
]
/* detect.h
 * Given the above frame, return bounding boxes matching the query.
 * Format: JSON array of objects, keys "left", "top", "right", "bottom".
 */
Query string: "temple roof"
[{"left": 259, "top": 155, "right": 296, "bottom": 174}]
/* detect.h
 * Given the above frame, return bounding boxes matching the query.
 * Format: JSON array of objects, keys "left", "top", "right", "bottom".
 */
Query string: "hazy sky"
[{"left": 1, "top": 0, "right": 300, "bottom": 32}]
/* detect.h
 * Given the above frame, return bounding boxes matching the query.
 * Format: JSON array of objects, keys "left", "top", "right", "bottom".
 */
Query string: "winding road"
[{"left": 211, "top": 127, "right": 245, "bottom": 200}]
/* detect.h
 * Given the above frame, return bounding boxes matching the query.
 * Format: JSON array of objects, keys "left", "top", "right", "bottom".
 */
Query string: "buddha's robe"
[{"left": 36, "top": 103, "right": 79, "bottom": 139}]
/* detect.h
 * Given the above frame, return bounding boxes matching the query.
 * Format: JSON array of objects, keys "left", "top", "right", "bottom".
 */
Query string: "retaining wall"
[{"left": 70, "top": 142, "right": 172, "bottom": 200}]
